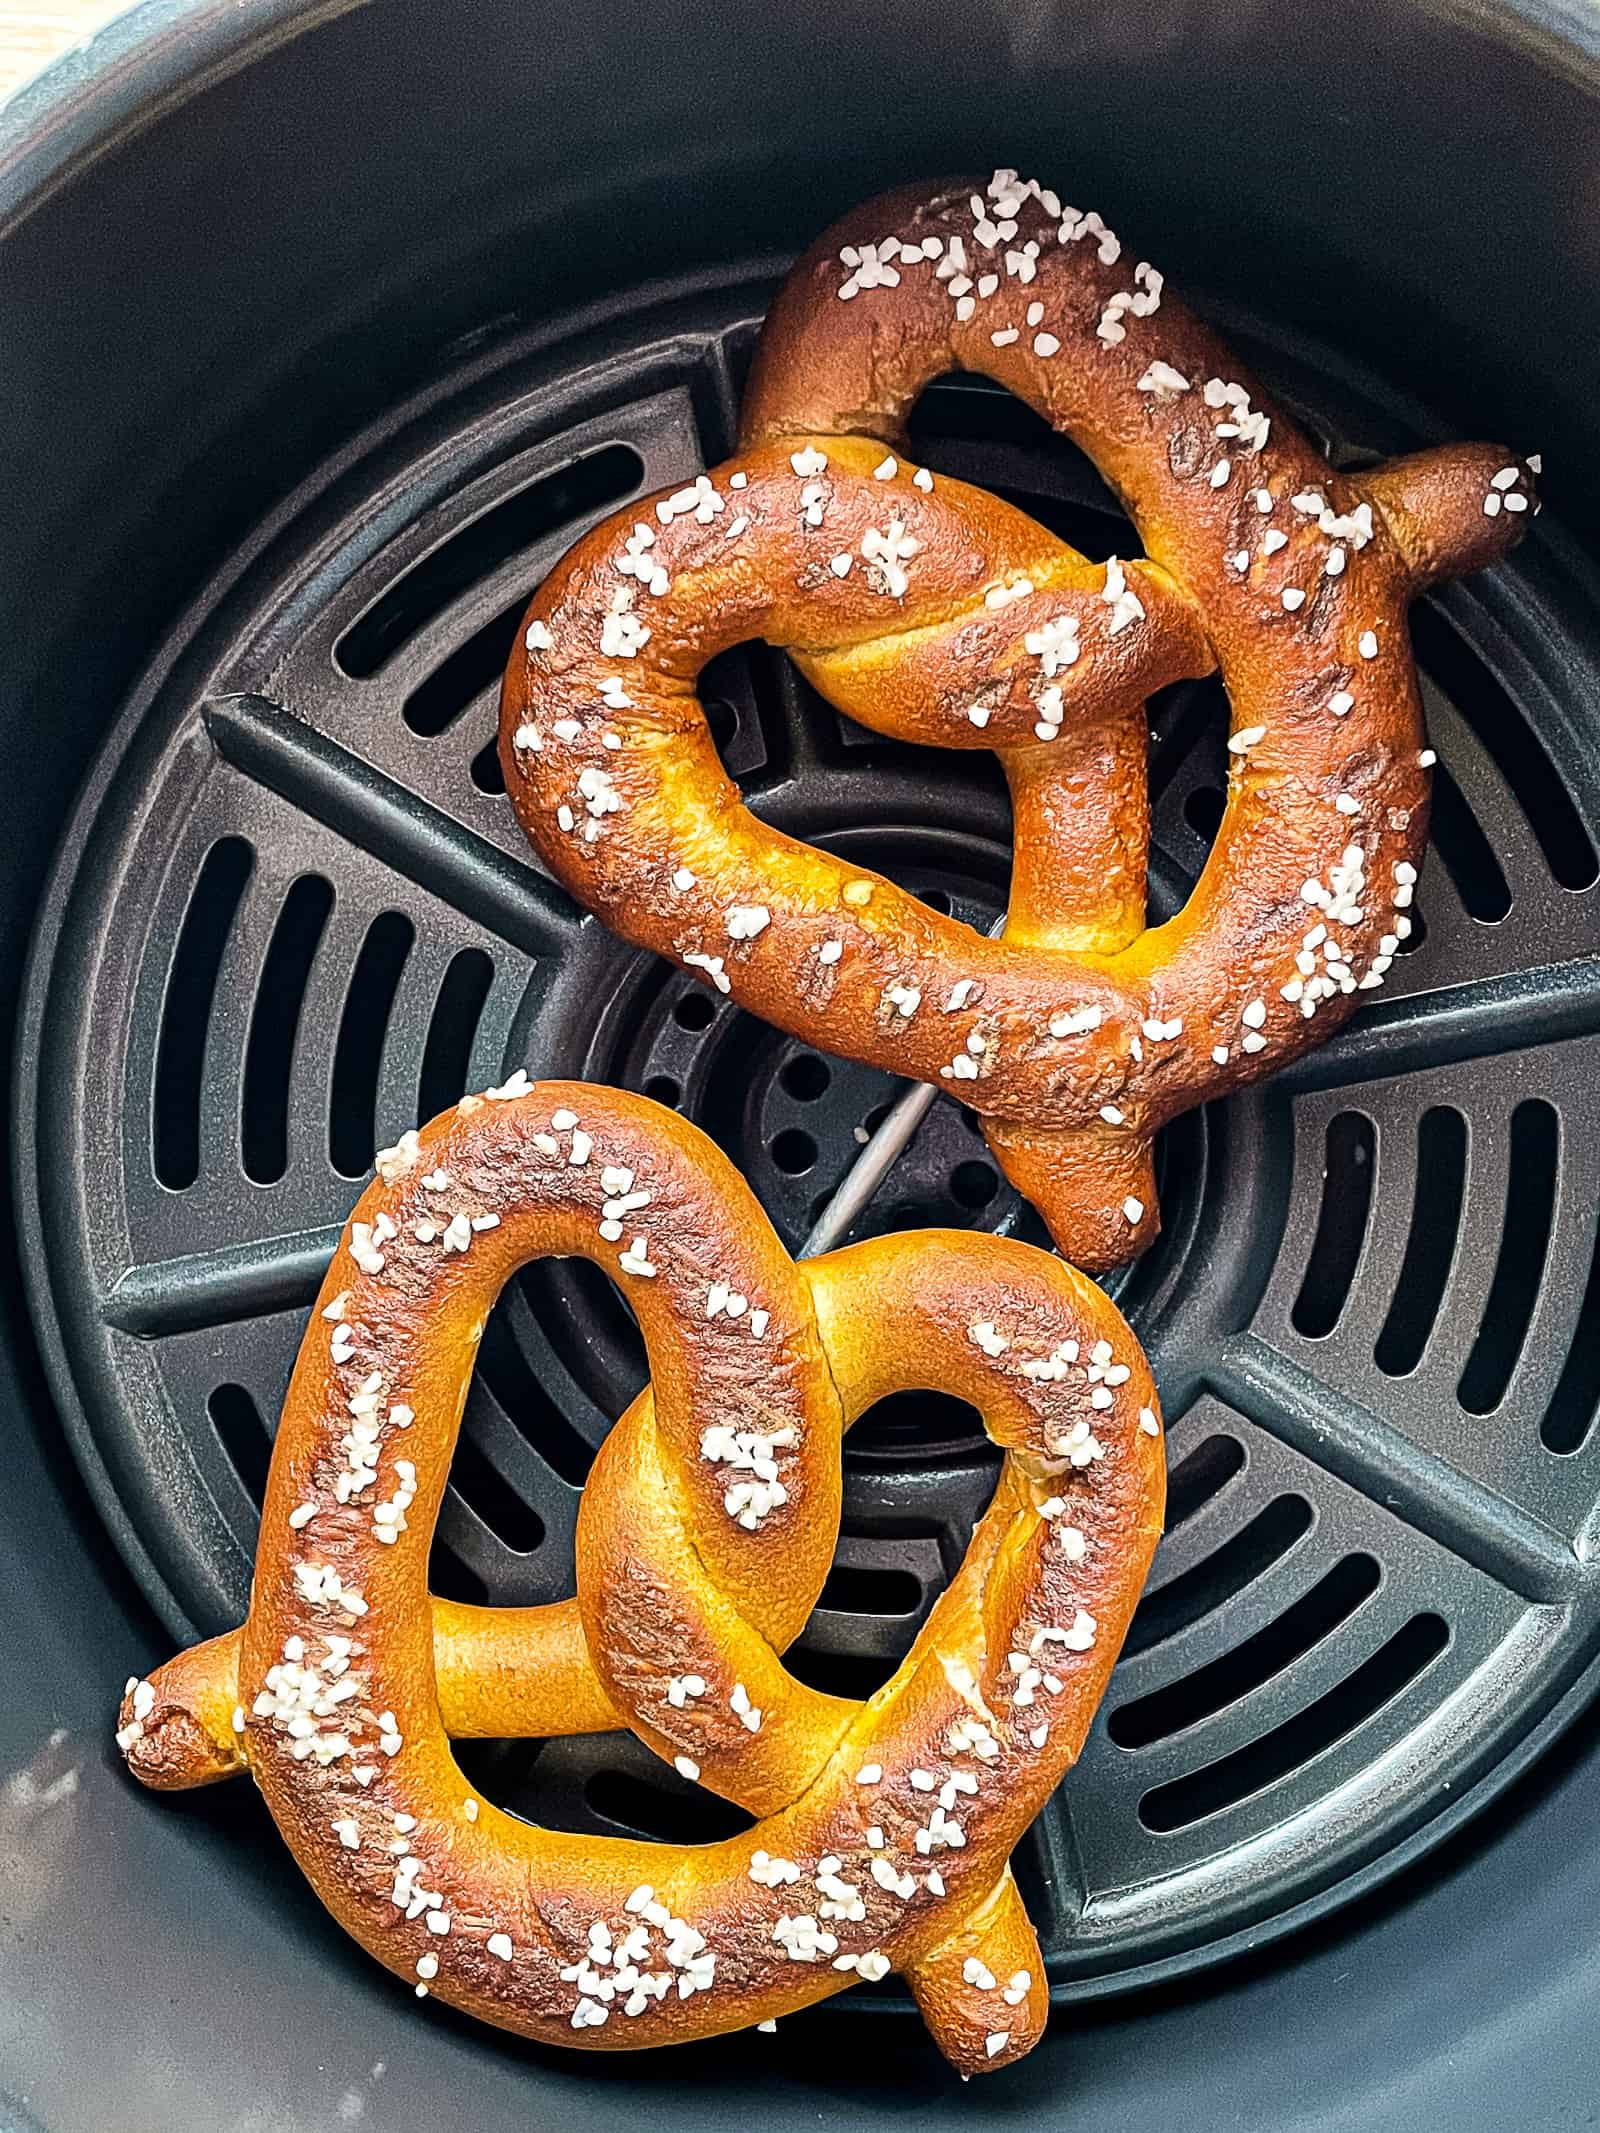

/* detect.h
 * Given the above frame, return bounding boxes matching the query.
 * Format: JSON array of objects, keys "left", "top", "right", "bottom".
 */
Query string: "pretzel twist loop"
[
  {"left": 498, "top": 172, "right": 1535, "bottom": 1268},
  {"left": 117, "top": 1084, "right": 1163, "bottom": 2073}
]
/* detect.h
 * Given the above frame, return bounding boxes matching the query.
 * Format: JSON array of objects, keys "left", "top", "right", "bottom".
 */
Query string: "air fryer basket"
[{"left": 6, "top": 4, "right": 1600, "bottom": 2128}]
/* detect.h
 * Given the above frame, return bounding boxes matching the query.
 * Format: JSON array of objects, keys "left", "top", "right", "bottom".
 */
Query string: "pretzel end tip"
[
  {"left": 936, "top": 1996, "right": 1049, "bottom": 2079},
  {"left": 983, "top": 1119, "right": 1160, "bottom": 1274},
  {"left": 910, "top": 1871, "right": 1049, "bottom": 2076},
  {"left": 115, "top": 1643, "right": 247, "bottom": 1790},
  {"left": 116, "top": 1694, "right": 242, "bottom": 1791},
  {"left": 1362, "top": 443, "right": 1537, "bottom": 593}
]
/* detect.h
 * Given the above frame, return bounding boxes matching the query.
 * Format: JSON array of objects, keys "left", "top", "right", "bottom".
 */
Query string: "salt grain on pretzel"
[
  {"left": 498, "top": 171, "right": 1536, "bottom": 1270},
  {"left": 115, "top": 1081, "right": 1162, "bottom": 2076}
]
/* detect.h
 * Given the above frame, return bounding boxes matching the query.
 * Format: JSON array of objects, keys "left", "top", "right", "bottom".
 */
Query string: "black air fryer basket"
[{"left": 5, "top": 4, "right": 1600, "bottom": 2127}]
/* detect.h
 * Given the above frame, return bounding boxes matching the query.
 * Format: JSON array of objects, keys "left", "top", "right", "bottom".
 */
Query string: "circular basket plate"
[{"left": 17, "top": 269, "right": 1600, "bottom": 2001}]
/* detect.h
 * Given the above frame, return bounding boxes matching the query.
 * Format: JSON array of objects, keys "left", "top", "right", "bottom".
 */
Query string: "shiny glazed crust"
[
  {"left": 498, "top": 172, "right": 1535, "bottom": 1268},
  {"left": 117, "top": 1082, "right": 1164, "bottom": 2074}
]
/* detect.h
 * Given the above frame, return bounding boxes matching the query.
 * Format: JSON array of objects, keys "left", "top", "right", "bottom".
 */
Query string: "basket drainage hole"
[
  {"left": 1429, "top": 762, "right": 1511, "bottom": 922},
  {"left": 1124, "top": 1494, "right": 1313, "bottom": 1659},
  {"left": 1138, "top": 1612, "right": 1448, "bottom": 1832},
  {"left": 153, "top": 835, "right": 254, "bottom": 1189},
  {"left": 643, "top": 1074, "right": 682, "bottom": 1108},
  {"left": 950, "top": 1159, "right": 999, "bottom": 1210},
  {"left": 1542, "top": 1205, "right": 1600, "bottom": 1454},
  {"left": 817, "top": 1563, "right": 923, "bottom": 1615},
  {"left": 673, "top": 989, "right": 717, "bottom": 1031},
  {"left": 1413, "top": 608, "right": 1599, "bottom": 891},
  {"left": 447, "top": 1430, "right": 545, "bottom": 1554},
  {"left": 242, "top": 874, "right": 334, "bottom": 1184},
  {"left": 330, "top": 911, "right": 415, "bottom": 1176},
  {"left": 337, "top": 441, "right": 642, "bottom": 682},
  {"left": 1459, "top": 1098, "right": 1558, "bottom": 1414},
  {"left": 772, "top": 1128, "right": 818, "bottom": 1175},
  {"left": 1291, "top": 1112, "right": 1375, "bottom": 1337},
  {"left": 470, "top": 735, "right": 506, "bottom": 794},
  {"left": 208, "top": 1383, "right": 271, "bottom": 1505},
  {"left": 1111, "top": 1553, "right": 1381, "bottom": 1749},
  {"left": 585, "top": 1768, "right": 753, "bottom": 1845},
  {"left": 1396, "top": 905, "right": 1427, "bottom": 953},
  {"left": 418, "top": 948, "right": 495, "bottom": 1121},
  {"left": 849, "top": 1387, "right": 984, "bottom": 1454},
  {"left": 1166, "top": 1432, "right": 1246, "bottom": 1529},
  {"left": 780, "top": 1052, "right": 831, "bottom": 1101},
  {"left": 1375, "top": 1105, "right": 1467, "bottom": 1377},
  {"left": 785, "top": 1645, "right": 902, "bottom": 1699},
  {"left": 429, "top": 1542, "right": 490, "bottom": 1607},
  {"left": 1184, "top": 785, "right": 1226, "bottom": 842}
]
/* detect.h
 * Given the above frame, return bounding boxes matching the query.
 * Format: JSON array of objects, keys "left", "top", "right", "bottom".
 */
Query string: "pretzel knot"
[
  {"left": 115, "top": 1083, "right": 1163, "bottom": 2074},
  {"left": 498, "top": 172, "right": 1536, "bottom": 1270}
]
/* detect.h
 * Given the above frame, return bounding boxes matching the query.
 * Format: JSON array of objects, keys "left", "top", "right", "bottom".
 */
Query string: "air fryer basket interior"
[{"left": 5, "top": 4, "right": 1600, "bottom": 2129}]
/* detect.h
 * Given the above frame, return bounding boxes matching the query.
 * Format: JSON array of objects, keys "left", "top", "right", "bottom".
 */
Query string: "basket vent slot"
[
  {"left": 335, "top": 442, "right": 642, "bottom": 680},
  {"left": 152, "top": 835, "right": 254, "bottom": 1188},
  {"left": 1139, "top": 1612, "right": 1448, "bottom": 1832}
]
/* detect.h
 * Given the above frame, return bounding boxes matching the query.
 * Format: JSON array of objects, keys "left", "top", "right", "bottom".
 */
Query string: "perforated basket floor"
[{"left": 18, "top": 264, "right": 1600, "bottom": 2001}]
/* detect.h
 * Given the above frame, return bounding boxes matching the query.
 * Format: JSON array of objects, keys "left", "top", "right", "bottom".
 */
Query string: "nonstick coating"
[{"left": 5, "top": 4, "right": 1600, "bottom": 2128}]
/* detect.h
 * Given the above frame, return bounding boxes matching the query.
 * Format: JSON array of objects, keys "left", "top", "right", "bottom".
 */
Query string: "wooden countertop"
[{"left": 1, "top": 2, "right": 132, "bottom": 108}]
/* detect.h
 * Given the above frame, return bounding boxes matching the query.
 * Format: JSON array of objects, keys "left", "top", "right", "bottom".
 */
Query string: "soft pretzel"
[
  {"left": 117, "top": 1083, "right": 1163, "bottom": 2074},
  {"left": 497, "top": 171, "right": 1536, "bottom": 1269}
]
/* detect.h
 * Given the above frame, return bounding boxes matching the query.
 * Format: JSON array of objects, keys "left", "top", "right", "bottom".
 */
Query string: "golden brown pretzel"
[
  {"left": 117, "top": 1083, "right": 1163, "bottom": 2073},
  {"left": 497, "top": 172, "right": 1536, "bottom": 1269}
]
